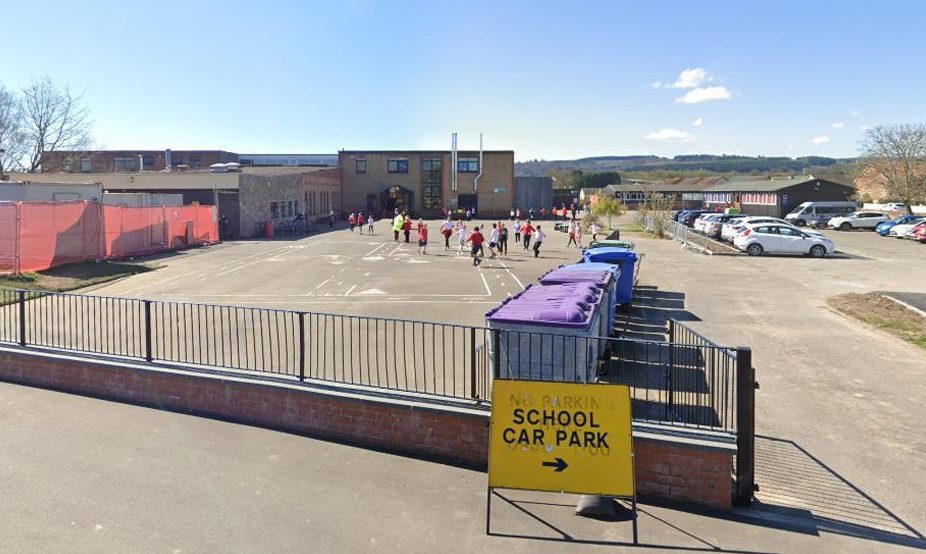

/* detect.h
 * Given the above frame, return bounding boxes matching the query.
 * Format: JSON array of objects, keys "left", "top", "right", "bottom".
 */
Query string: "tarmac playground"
[{"left": 92, "top": 219, "right": 581, "bottom": 326}]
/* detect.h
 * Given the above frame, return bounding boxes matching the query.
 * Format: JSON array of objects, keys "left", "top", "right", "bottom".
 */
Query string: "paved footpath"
[{"left": 2, "top": 381, "right": 922, "bottom": 553}]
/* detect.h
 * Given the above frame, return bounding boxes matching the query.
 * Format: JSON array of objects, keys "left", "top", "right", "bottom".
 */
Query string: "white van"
[{"left": 785, "top": 202, "right": 857, "bottom": 227}]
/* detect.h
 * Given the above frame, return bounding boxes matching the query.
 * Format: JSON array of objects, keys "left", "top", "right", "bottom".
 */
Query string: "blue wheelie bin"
[{"left": 582, "top": 247, "right": 638, "bottom": 306}]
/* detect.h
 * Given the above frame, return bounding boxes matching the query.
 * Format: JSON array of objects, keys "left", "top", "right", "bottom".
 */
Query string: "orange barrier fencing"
[{"left": 0, "top": 201, "right": 218, "bottom": 274}]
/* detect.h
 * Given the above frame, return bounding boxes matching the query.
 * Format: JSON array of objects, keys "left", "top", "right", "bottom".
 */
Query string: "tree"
[
  {"left": 591, "top": 196, "right": 624, "bottom": 229},
  {"left": 20, "top": 77, "right": 93, "bottom": 172},
  {"left": 0, "top": 83, "right": 25, "bottom": 177},
  {"left": 548, "top": 168, "right": 584, "bottom": 190},
  {"left": 859, "top": 124, "right": 926, "bottom": 212}
]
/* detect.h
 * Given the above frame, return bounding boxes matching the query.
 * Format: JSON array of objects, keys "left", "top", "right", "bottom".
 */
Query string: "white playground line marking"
[
  {"left": 478, "top": 269, "right": 492, "bottom": 296},
  {"left": 344, "top": 285, "right": 357, "bottom": 296},
  {"left": 363, "top": 243, "right": 389, "bottom": 257},
  {"left": 497, "top": 259, "right": 525, "bottom": 290}
]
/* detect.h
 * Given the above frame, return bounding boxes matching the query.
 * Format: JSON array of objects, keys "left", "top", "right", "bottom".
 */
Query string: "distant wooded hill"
[{"left": 516, "top": 154, "right": 858, "bottom": 177}]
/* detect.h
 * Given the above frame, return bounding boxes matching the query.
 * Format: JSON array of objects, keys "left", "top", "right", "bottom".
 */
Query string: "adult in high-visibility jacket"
[{"left": 392, "top": 213, "right": 404, "bottom": 243}]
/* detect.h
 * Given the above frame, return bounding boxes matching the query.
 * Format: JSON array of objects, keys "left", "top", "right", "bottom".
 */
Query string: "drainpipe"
[
  {"left": 474, "top": 133, "right": 483, "bottom": 192},
  {"left": 451, "top": 132, "right": 457, "bottom": 191}
]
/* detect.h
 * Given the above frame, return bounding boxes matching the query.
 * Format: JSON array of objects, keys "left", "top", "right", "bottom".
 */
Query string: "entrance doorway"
[
  {"left": 457, "top": 193, "right": 478, "bottom": 215},
  {"left": 381, "top": 186, "right": 414, "bottom": 216}
]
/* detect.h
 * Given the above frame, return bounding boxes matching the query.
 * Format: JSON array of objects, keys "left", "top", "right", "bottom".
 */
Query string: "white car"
[
  {"left": 828, "top": 211, "right": 890, "bottom": 230},
  {"left": 734, "top": 224, "right": 834, "bottom": 257},
  {"left": 889, "top": 218, "right": 926, "bottom": 237},
  {"left": 721, "top": 216, "right": 823, "bottom": 242},
  {"left": 882, "top": 203, "right": 908, "bottom": 212}
]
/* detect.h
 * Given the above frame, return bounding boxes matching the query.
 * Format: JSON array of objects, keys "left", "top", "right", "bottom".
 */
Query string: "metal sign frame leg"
[
  {"left": 486, "top": 486, "right": 492, "bottom": 535},
  {"left": 631, "top": 496, "right": 638, "bottom": 545}
]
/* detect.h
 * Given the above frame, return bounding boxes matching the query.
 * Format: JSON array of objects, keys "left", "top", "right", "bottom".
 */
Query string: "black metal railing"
[
  {"left": 492, "top": 326, "right": 739, "bottom": 432},
  {"left": 669, "top": 319, "right": 756, "bottom": 506},
  {"left": 0, "top": 290, "right": 491, "bottom": 401}
]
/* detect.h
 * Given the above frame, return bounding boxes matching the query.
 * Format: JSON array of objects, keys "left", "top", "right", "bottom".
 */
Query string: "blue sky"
[{"left": 4, "top": 0, "right": 925, "bottom": 160}]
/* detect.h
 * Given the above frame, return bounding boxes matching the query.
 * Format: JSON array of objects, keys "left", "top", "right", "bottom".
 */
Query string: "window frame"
[
  {"left": 355, "top": 158, "right": 367, "bottom": 173},
  {"left": 387, "top": 158, "right": 409, "bottom": 173},
  {"left": 457, "top": 156, "right": 479, "bottom": 173}
]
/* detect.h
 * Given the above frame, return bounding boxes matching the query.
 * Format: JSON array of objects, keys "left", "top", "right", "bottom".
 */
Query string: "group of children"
[
  {"left": 346, "top": 211, "right": 553, "bottom": 267},
  {"left": 347, "top": 212, "right": 375, "bottom": 235}
]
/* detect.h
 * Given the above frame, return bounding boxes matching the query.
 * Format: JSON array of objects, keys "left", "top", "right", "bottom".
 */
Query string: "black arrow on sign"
[{"left": 542, "top": 458, "right": 568, "bottom": 472}]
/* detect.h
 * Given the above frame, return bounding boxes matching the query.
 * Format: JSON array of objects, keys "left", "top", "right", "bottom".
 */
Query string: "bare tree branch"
[
  {"left": 20, "top": 77, "right": 94, "bottom": 173},
  {"left": 0, "top": 83, "right": 27, "bottom": 177},
  {"left": 858, "top": 124, "right": 926, "bottom": 211}
]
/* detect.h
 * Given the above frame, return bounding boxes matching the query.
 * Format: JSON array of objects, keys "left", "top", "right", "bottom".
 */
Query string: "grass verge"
[
  {"left": 0, "top": 261, "right": 157, "bottom": 293},
  {"left": 827, "top": 292, "right": 926, "bottom": 350}
]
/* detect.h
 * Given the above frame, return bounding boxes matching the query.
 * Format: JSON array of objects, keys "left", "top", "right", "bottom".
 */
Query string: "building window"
[
  {"left": 387, "top": 158, "right": 408, "bottom": 173},
  {"left": 113, "top": 156, "right": 138, "bottom": 172},
  {"left": 270, "top": 202, "right": 279, "bottom": 219},
  {"left": 423, "top": 186, "right": 442, "bottom": 210},
  {"left": 190, "top": 156, "right": 202, "bottom": 169},
  {"left": 355, "top": 158, "right": 366, "bottom": 173},
  {"left": 173, "top": 155, "right": 185, "bottom": 166},
  {"left": 421, "top": 158, "right": 441, "bottom": 172},
  {"left": 142, "top": 155, "right": 154, "bottom": 168},
  {"left": 458, "top": 156, "right": 479, "bottom": 173},
  {"left": 80, "top": 159, "right": 92, "bottom": 172},
  {"left": 421, "top": 158, "right": 442, "bottom": 185}
]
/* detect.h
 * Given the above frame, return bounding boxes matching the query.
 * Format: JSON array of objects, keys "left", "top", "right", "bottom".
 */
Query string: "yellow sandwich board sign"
[
  {"left": 486, "top": 380, "right": 637, "bottom": 543},
  {"left": 488, "top": 379, "right": 634, "bottom": 496}
]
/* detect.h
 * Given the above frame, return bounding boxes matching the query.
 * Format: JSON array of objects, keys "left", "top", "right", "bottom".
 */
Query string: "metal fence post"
[
  {"left": 144, "top": 300, "right": 153, "bottom": 362},
  {"left": 18, "top": 290, "right": 26, "bottom": 347},
  {"left": 470, "top": 327, "right": 477, "bottom": 399},
  {"left": 734, "top": 347, "right": 756, "bottom": 506},
  {"left": 667, "top": 320, "right": 675, "bottom": 417},
  {"left": 298, "top": 312, "right": 306, "bottom": 381}
]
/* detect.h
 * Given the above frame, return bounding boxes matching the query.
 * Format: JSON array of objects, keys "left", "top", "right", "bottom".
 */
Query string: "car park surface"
[{"left": 619, "top": 215, "right": 926, "bottom": 551}]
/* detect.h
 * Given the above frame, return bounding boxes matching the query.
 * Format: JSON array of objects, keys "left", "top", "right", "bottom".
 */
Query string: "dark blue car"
[{"left": 877, "top": 215, "right": 921, "bottom": 236}]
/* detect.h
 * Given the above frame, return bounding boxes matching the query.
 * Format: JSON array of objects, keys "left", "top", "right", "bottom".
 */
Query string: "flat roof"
[{"left": 338, "top": 150, "right": 514, "bottom": 155}]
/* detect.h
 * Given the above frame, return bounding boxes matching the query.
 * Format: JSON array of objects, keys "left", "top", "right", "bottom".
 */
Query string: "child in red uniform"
[
  {"left": 402, "top": 218, "right": 412, "bottom": 243},
  {"left": 357, "top": 212, "right": 365, "bottom": 235},
  {"left": 417, "top": 221, "right": 429, "bottom": 255},
  {"left": 467, "top": 226, "right": 485, "bottom": 267}
]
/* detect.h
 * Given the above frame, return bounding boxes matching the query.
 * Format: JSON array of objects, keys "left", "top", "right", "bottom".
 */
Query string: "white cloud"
[
  {"left": 651, "top": 81, "right": 663, "bottom": 89},
  {"left": 676, "top": 86, "right": 731, "bottom": 104},
  {"left": 831, "top": 122, "right": 845, "bottom": 128},
  {"left": 850, "top": 110, "right": 861, "bottom": 117},
  {"left": 671, "top": 68, "right": 711, "bottom": 89},
  {"left": 692, "top": 117, "right": 704, "bottom": 127},
  {"left": 645, "top": 128, "right": 695, "bottom": 142},
  {"left": 810, "top": 135, "right": 830, "bottom": 146}
]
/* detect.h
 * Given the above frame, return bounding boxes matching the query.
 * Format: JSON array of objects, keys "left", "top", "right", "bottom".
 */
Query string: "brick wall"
[
  {"left": 0, "top": 347, "right": 732, "bottom": 510},
  {"left": 634, "top": 440, "right": 732, "bottom": 510}
]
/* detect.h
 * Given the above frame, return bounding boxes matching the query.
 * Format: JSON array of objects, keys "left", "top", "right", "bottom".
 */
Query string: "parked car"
[
  {"left": 692, "top": 213, "right": 716, "bottom": 233},
  {"left": 888, "top": 218, "right": 926, "bottom": 237},
  {"left": 784, "top": 201, "right": 856, "bottom": 227},
  {"left": 914, "top": 222, "right": 926, "bottom": 243},
  {"left": 734, "top": 224, "right": 834, "bottom": 257},
  {"left": 721, "top": 216, "right": 824, "bottom": 242},
  {"left": 680, "top": 209, "right": 717, "bottom": 227},
  {"left": 876, "top": 215, "right": 923, "bottom": 236},
  {"left": 828, "top": 211, "right": 890, "bottom": 231},
  {"left": 882, "top": 202, "right": 908, "bottom": 213},
  {"left": 701, "top": 213, "right": 751, "bottom": 239}
]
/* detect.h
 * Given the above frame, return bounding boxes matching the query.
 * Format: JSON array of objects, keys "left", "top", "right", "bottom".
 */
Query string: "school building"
[{"left": 338, "top": 150, "right": 515, "bottom": 218}]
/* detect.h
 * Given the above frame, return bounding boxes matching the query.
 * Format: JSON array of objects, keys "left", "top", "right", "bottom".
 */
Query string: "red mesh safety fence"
[
  {"left": 0, "top": 203, "right": 18, "bottom": 273},
  {"left": 0, "top": 201, "right": 218, "bottom": 274}
]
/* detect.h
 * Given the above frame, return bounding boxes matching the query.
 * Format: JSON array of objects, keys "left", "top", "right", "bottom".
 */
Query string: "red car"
[{"left": 914, "top": 222, "right": 926, "bottom": 243}]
